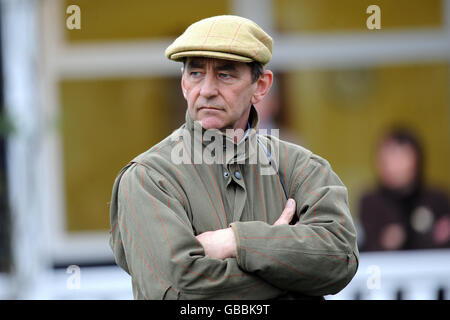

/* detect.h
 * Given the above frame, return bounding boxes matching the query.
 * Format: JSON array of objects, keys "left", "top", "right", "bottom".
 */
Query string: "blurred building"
[{"left": 0, "top": 0, "right": 449, "bottom": 299}]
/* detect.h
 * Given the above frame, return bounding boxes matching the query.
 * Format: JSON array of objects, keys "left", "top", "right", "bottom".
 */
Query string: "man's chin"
[{"left": 198, "top": 117, "right": 225, "bottom": 130}]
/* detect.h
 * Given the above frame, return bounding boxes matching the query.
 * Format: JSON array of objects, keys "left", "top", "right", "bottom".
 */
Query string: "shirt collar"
[{"left": 238, "top": 121, "right": 251, "bottom": 144}]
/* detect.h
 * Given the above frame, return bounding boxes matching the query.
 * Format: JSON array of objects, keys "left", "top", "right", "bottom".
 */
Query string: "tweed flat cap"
[{"left": 165, "top": 15, "right": 273, "bottom": 65}]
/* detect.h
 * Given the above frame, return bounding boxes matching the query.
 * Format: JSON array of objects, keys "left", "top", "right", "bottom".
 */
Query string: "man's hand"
[
  {"left": 273, "top": 198, "right": 298, "bottom": 226},
  {"left": 196, "top": 227, "right": 236, "bottom": 259}
]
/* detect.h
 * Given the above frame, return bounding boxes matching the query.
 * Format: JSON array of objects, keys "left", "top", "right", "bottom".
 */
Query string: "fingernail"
[{"left": 288, "top": 199, "right": 295, "bottom": 207}]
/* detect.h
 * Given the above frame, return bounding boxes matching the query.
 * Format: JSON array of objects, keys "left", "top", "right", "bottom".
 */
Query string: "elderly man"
[{"left": 109, "top": 15, "right": 359, "bottom": 300}]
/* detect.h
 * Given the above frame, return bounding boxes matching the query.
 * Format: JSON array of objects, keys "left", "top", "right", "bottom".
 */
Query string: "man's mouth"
[{"left": 198, "top": 105, "right": 223, "bottom": 112}]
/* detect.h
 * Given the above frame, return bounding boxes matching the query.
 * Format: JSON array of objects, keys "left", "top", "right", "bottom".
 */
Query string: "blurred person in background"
[
  {"left": 254, "top": 79, "right": 303, "bottom": 145},
  {"left": 253, "top": 78, "right": 280, "bottom": 131},
  {"left": 359, "top": 127, "right": 450, "bottom": 251}
]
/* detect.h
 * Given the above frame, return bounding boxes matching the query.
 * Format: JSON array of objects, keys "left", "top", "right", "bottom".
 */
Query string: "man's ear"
[
  {"left": 181, "top": 72, "right": 187, "bottom": 100},
  {"left": 251, "top": 70, "right": 273, "bottom": 105}
]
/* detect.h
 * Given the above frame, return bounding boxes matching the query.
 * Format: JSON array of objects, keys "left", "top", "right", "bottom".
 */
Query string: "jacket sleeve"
[
  {"left": 109, "top": 162, "right": 284, "bottom": 300},
  {"left": 230, "top": 153, "right": 359, "bottom": 296}
]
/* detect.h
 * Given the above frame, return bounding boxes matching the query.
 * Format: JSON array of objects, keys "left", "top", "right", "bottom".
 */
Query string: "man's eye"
[
  {"left": 190, "top": 71, "right": 201, "bottom": 77},
  {"left": 219, "top": 73, "right": 232, "bottom": 79}
]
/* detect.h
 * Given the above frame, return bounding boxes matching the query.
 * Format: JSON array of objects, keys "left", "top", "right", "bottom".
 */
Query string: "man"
[{"left": 109, "top": 15, "right": 359, "bottom": 300}]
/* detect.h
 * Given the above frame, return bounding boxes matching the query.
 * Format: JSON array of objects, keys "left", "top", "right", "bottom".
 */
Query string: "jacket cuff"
[
  {"left": 230, "top": 221, "right": 268, "bottom": 270},
  {"left": 229, "top": 222, "right": 243, "bottom": 266}
]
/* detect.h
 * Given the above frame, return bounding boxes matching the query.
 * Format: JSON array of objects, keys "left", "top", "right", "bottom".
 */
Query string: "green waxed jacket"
[{"left": 109, "top": 106, "right": 359, "bottom": 300}]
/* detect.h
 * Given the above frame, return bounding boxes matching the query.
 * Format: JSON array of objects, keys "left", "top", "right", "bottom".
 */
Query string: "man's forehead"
[{"left": 185, "top": 57, "right": 248, "bottom": 70}]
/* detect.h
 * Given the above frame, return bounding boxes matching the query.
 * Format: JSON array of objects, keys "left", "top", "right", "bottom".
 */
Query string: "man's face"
[{"left": 181, "top": 57, "right": 258, "bottom": 131}]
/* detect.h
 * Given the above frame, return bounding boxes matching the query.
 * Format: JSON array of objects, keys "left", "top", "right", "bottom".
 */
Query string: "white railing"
[
  {"left": 1, "top": 249, "right": 449, "bottom": 299},
  {"left": 326, "top": 248, "right": 450, "bottom": 300}
]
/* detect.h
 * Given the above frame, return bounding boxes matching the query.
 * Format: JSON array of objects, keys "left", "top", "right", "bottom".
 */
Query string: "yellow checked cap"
[{"left": 165, "top": 15, "right": 273, "bottom": 65}]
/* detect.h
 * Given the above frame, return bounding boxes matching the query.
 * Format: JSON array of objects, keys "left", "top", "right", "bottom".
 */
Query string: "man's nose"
[{"left": 199, "top": 73, "right": 219, "bottom": 98}]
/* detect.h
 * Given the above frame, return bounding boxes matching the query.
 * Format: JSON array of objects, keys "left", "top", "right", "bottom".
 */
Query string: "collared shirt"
[
  {"left": 239, "top": 121, "right": 251, "bottom": 144},
  {"left": 109, "top": 106, "right": 359, "bottom": 299}
]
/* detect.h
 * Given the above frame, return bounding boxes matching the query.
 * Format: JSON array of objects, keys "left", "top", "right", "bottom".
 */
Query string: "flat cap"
[{"left": 165, "top": 15, "right": 273, "bottom": 65}]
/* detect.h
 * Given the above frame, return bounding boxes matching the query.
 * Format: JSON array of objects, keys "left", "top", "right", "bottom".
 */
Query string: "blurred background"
[{"left": 0, "top": 0, "right": 449, "bottom": 299}]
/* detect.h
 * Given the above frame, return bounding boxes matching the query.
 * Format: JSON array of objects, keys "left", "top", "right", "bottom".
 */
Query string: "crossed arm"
[
  {"left": 111, "top": 156, "right": 359, "bottom": 299},
  {"left": 196, "top": 199, "right": 298, "bottom": 260}
]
